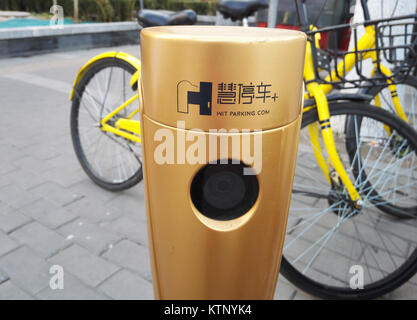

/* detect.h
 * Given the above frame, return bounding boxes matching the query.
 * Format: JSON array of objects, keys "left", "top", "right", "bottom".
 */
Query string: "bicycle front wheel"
[
  {"left": 364, "top": 75, "right": 417, "bottom": 130},
  {"left": 71, "top": 57, "right": 143, "bottom": 191},
  {"left": 280, "top": 101, "right": 417, "bottom": 299}
]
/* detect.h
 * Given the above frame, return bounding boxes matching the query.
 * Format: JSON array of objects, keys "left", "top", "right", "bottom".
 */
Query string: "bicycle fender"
[
  {"left": 358, "top": 75, "right": 385, "bottom": 95},
  {"left": 130, "top": 70, "right": 140, "bottom": 91},
  {"left": 304, "top": 93, "right": 373, "bottom": 108},
  {"left": 69, "top": 51, "right": 141, "bottom": 100}
]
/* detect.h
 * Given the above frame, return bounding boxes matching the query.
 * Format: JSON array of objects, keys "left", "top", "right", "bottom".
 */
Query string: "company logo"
[
  {"left": 177, "top": 80, "right": 278, "bottom": 117},
  {"left": 177, "top": 80, "right": 213, "bottom": 116}
]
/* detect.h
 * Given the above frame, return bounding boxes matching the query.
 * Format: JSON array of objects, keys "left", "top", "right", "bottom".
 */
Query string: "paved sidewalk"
[{"left": 0, "top": 46, "right": 415, "bottom": 300}]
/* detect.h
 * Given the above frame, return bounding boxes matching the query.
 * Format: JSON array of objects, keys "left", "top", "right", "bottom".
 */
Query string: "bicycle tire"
[
  {"left": 70, "top": 57, "right": 143, "bottom": 191},
  {"left": 280, "top": 101, "right": 417, "bottom": 299}
]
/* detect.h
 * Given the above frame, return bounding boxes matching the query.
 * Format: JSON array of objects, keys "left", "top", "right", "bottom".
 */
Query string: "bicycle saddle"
[
  {"left": 217, "top": 0, "right": 268, "bottom": 21},
  {"left": 138, "top": 9, "right": 197, "bottom": 27}
]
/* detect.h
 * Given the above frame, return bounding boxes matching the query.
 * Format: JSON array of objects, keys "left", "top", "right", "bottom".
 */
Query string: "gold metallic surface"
[
  {"left": 141, "top": 117, "right": 301, "bottom": 299},
  {"left": 140, "top": 26, "right": 306, "bottom": 299},
  {"left": 141, "top": 26, "right": 306, "bottom": 130}
]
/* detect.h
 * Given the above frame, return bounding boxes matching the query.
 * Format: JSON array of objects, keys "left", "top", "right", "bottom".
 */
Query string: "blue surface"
[{"left": 0, "top": 18, "right": 75, "bottom": 29}]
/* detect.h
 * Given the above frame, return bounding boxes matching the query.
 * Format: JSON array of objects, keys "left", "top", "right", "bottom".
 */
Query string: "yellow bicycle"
[
  {"left": 280, "top": 0, "right": 417, "bottom": 299},
  {"left": 70, "top": 52, "right": 142, "bottom": 191},
  {"left": 69, "top": 0, "right": 417, "bottom": 298}
]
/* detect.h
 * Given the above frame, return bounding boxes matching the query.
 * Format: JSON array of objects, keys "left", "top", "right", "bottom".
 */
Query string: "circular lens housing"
[{"left": 191, "top": 161, "right": 259, "bottom": 221}]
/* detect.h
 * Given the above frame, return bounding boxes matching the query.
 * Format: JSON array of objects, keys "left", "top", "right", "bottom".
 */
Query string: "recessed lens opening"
[{"left": 191, "top": 160, "right": 259, "bottom": 221}]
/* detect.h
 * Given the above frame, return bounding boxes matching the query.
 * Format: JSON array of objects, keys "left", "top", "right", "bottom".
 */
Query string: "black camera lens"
[
  {"left": 203, "top": 170, "right": 246, "bottom": 210},
  {"left": 191, "top": 161, "right": 259, "bottom": 221}
]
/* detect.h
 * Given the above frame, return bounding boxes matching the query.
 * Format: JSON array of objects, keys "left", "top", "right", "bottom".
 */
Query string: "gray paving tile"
[
  {"left": 274, "top": 276, "right": 297, "bottom": 300},
  {"left": 0, "top": 173, "right": 12, "bottom": 189},
  {"left": 45, "top": 154, "right": 84, "bottom": 173},
  {"left": 0, "top": 202, "right": 32, "bottom": 233},
  {"left": 10, "top": 222, "right": 68, "bottom": 258},
  {"left": 21, "top": 144, "right": 61, "bottom": 161},
  {"left": 12, "top": 155, "right": 53, "bottom": 174},
  {"left": 48, "top": 244, "right": 119, "bottom": 287},
  {"left": 0, "top": 162, "right": 17, "bottom": 176},
  {"left": 0, "top": 269, "right": 8, "bottom": 284},
  {"left": 104, "top": 184, "right": 147, "bottom": 220},
  {"left": 57, "top": 219, "right": 122, "bottom": 255},
  {"left": 293, "top": 291, "right": 319, "bottom": 300},
  {"left": 0, "top": 281, "right": 34, "bottom": 300},
  {"left": 0, "top": 246, "right": 51, "bottom": 295},
  {"left": 0, "top": 144, "right": 22, "bottom": 164},
  {"left": 65, "top": 197, "right": 123, "bottom": 223},
  {"left": 0, "top": 231, "right": 19, "bottom": 257},
  {"left": 47, "top": 135, "right": 73, "bottom": 150},
  {"left": 41, "top": 166, "right": 86, "bottom": 188},
  {"left": 29, "top": 182, "right": 83, "bottom": 207},
  {"left": 19, "top": 198, "right": 78, "bottom": 229},
  {"left": 67, "top": 180, "right": 117, "bottom": 203},
  {"left": 98, "top": 269, "right": 153, "bottom": 300},
  {"left": 0, "top": 184, "right": 40, "bottom": 209},
  {"left": 102, "top": 240, "right": 151, "bottom": 277},
  {"left": 37, "top": 273, "right": 108, "bottom": 300},
  {"left": 100, "top": 215, "right": 148, "bottom": 247},
  {"left": 2, "top": 169, "right": 46, "bottom": 190},
  {"left": 383, "top": 282, "right": 417, "bottom": 300}
]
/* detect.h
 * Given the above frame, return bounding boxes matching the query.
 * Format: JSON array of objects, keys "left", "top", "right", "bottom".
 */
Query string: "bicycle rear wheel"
[
  {"left": 280, "top": 101, "right": 417, "bottom": 299},
  {"left": 71, "top": 57, "right": 143, "bottom": 191}
]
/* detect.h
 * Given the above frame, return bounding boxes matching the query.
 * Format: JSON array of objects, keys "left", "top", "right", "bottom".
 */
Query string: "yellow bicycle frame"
[{"left": 304, "top": 24, "right": 408, "bottom": 204}]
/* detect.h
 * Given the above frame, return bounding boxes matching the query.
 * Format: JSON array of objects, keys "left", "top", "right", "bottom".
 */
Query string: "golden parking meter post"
[{"left": 139, "top": 26, "right": 306, "bottom": 299}]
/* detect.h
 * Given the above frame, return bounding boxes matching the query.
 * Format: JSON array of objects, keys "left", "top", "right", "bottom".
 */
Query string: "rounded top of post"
[
  {"left": 141, "top": 25, "right": 306, "bottom": 44},
  {"left": 140, "top": 25, "right": 306, "bottom": 130}
]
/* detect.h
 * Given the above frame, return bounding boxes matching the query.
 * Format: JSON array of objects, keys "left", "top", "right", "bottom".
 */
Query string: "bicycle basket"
[
  {"left": 307, "top": 14, "right": 417, "bottom": 89},
  {"left": 378, "top": 18, "right": 417, "bottom": 69}
]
